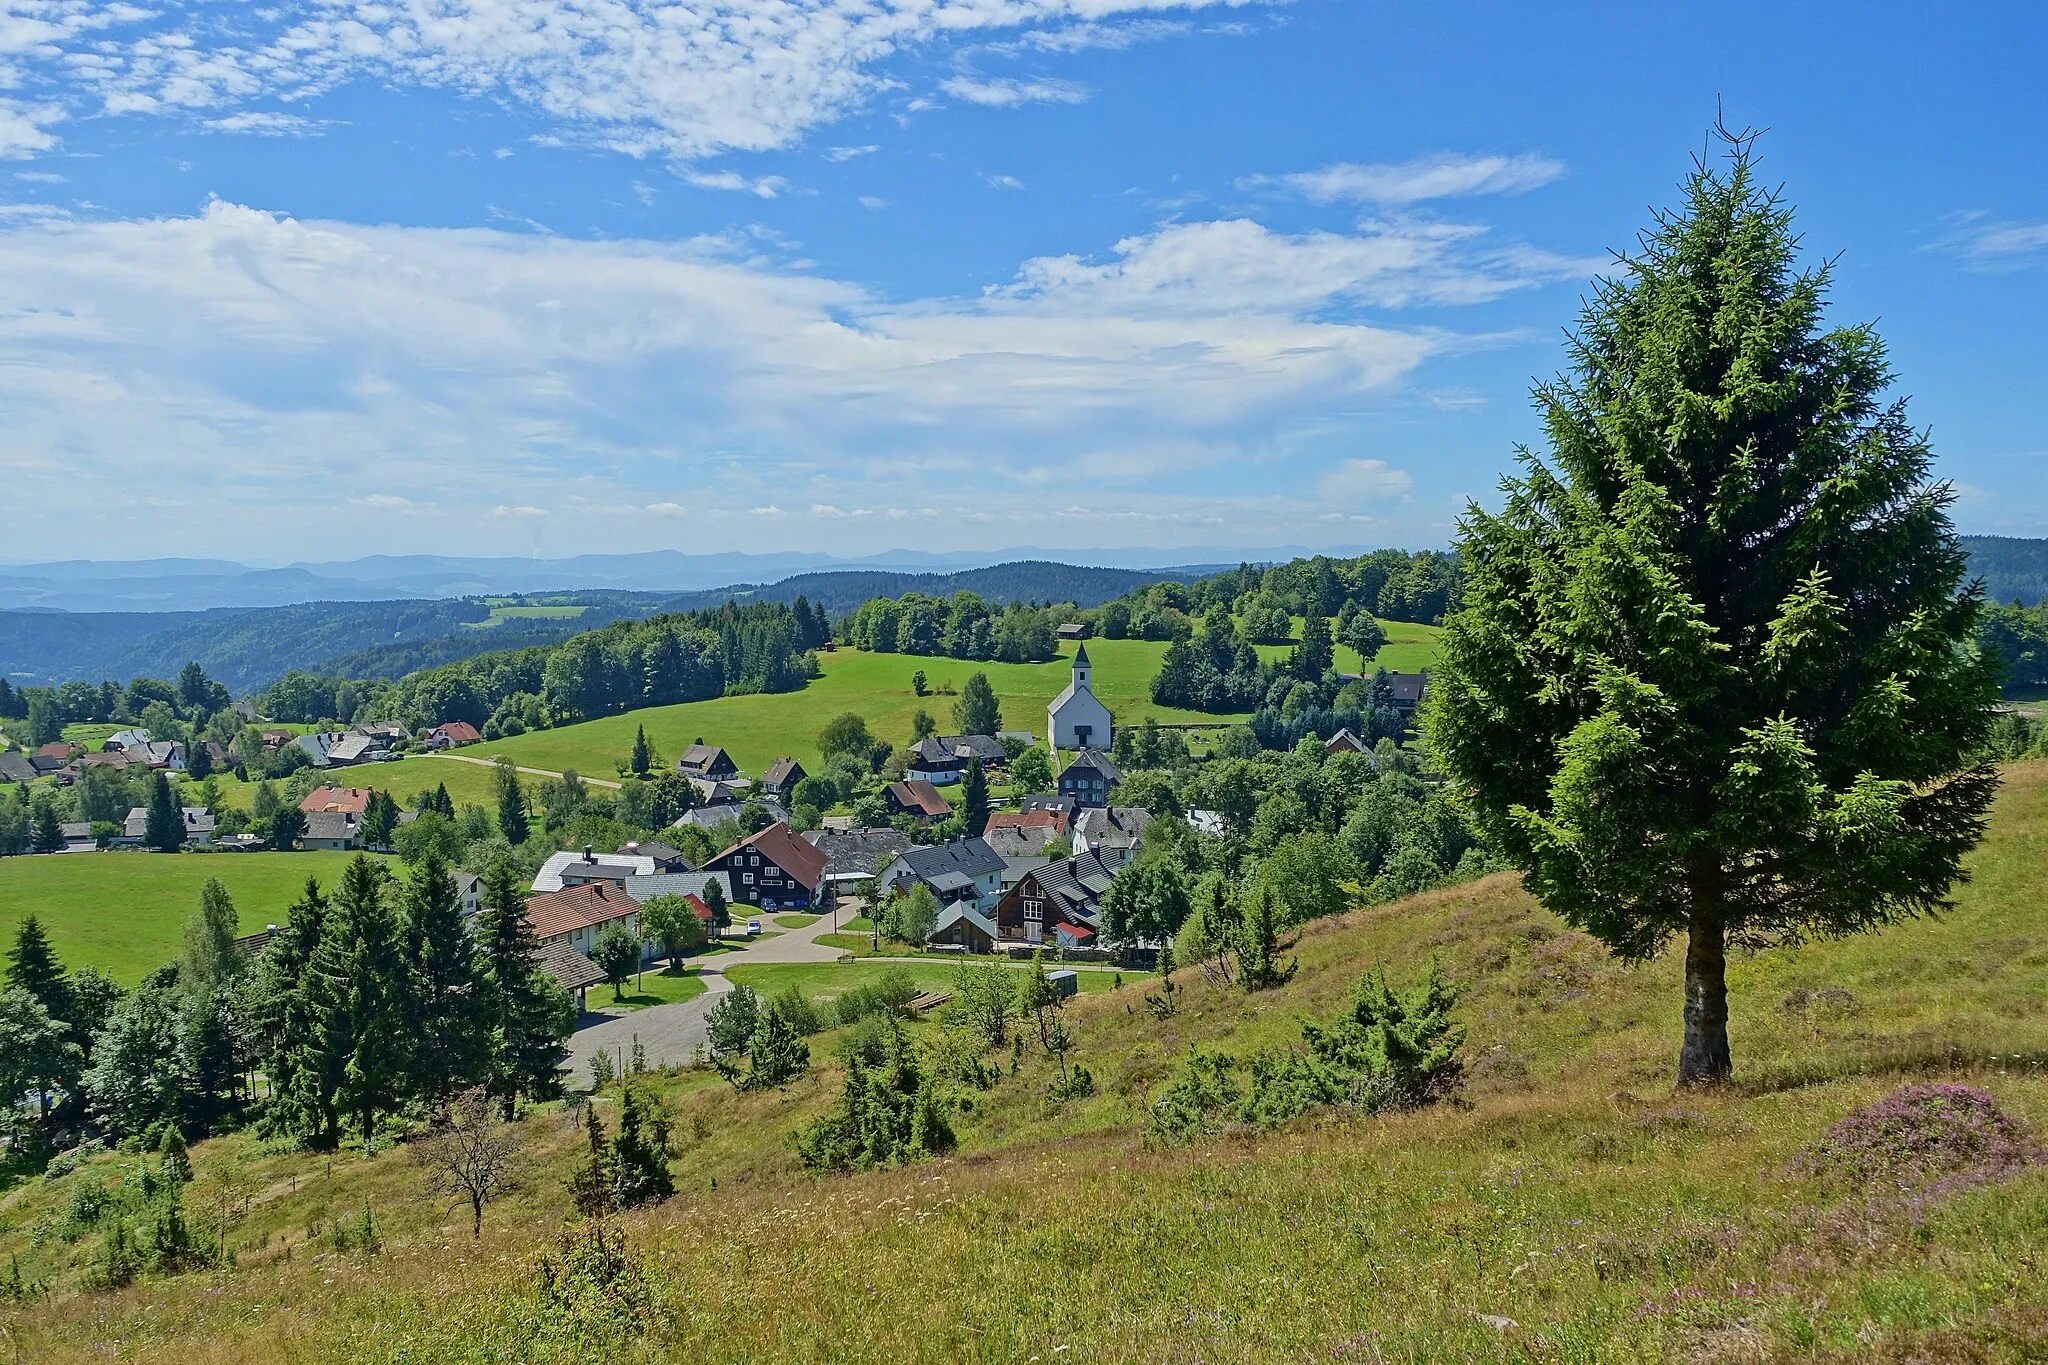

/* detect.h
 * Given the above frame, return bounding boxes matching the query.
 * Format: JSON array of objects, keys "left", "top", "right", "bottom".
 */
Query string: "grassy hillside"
[
  {"left": 5, "top": 759, "right": 2045, "bottom": 1361},
  {"left": 0, "top": 851, "right": 388, "bottom": 983},
  {"left": 454, "top": 626, "right": 1439, "bottom": 779}
]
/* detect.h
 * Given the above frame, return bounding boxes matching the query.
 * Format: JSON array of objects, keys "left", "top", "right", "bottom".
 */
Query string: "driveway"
[{"left": 564, "top": 907, "right": 850, "bottom": 1082}]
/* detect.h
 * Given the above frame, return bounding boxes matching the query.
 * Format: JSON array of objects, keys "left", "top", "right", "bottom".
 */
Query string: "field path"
[{"left": 424, "top": 751, "right": 623, "bottom": 789}]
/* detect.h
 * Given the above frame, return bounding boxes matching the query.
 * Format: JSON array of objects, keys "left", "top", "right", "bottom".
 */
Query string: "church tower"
[{"left": 1048, "top": 640, "right": 1113, "bottom": 753}]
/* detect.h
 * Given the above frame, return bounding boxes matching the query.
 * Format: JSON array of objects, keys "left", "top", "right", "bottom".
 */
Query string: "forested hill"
[
  {"left": 0, "top": 561, "right": 1197, "bottom": 691},
  {"left": 1965, "top": 536, "right": 2048, "bottom": 606}
]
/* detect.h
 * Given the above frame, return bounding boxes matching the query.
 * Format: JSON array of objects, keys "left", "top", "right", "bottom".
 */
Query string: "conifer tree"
[
  {"left": 315, "top": 856, "right": 409, "bottom": 1147},
  {"left": 29, "top": 792, "right": 63, "bottom": 854},
  {"left": 701, "top": 877, "right": 728, "bottom": 930},
  {"left": 1423, "top": 133, "right": 1999, "bottom": 1085},
  {"left": 144, "top": 771, "right": 183, "bottom": 853},
  {"left": 431, "top": 783, "right": 456, "bottom": 818},
  {"left": 251, "top": 877, "right": 334, "bottom": 1144},
  {"left": 629, "top": 725, "right": 654, "bottom": 777},
  {"left": 609, "top": 1081, "right": 674, "bottom": 1208},
  {"left": 741, "top": 1000, "right": 811, "bottom": 1091},
  {"left": 566, "top": 1102, "right": 617, "bottom": 1218},
  {"left": 7, "top": 915, "right": 69, "bottom": 1022},
  {"left": 1290, "top": 613, "right": 1335, "bottom": 680},
  {"left": 402, "top": 848, "right": 490, "bottom": 1105},
  {"left": 961, "top": 759, "right": 990, "bottom": 838},
  {"left": 953, "top": 672, "right": 1002, "bottom": 737},
  {"left": 157, "top": 1125, "right": 192, "bottom": 1186},
  {"left": 477, "top": 860, "right": 569, "bottom": 1115},
  {"left": 493, "top": 761, "right": 529, "bottom": 846}
]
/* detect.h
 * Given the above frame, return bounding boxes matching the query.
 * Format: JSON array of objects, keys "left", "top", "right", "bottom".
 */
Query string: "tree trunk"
[{"left": 1677, "top": 905, "right": 1731, "bottom": 1086}]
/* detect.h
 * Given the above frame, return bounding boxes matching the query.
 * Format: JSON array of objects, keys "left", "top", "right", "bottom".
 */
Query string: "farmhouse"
[
  {"left": 301, "top": 810, "right": 361, "bottom": 851},
  {"left": 677, "top": 744, "right": 739, "bottom": 781},
  {"left": 300, "top": 786, "right": 373, "bottom": 815},
  {"left": 802, "top": 826, "right": 914, "bottom": 897},
  {"left": 759, "top": 757, "right": 807, "bottom": 800},
  {"left": 424, "top": 721, "right": 482, "bottom": 749},
  {"left": 906, "top": 734, "right": 1006, "bottom": 786},
  {"left": 1324, "top": 728, "right": 1367, "bottom": 755},
  {"left": 1057, "top": 749, "right": 1122, "bottom": 810},
  {"left": 703, "top": 822, "right": 828, "bottom": 910},
  {"left": 0, "top": 752, "right": 33, "bottom": 784},
  {"left": 621, "top": 869, "right": 734, "bottom": 909},
  {"left": 523, "top": 881, "right": 652, "bottom": 965},
  {"left": 884, "top": 779, "right": 952, "bottom": 822},
  {"left": 990, "top": 848, "right": 1121, "bottom": 948},
  {"left": 1047, "top": 644, "right": 1114, "bottom": 752},
  {"left": 120, "top": 806, "right": 217, "bottom": 848},
  {"left": 618, "top": 838, "right": 693, "bottom": 872},
  {"left": 1072, "top": 805, "right": 1151, "bottom": 866},
  {"left": 927, "top": 903, "right": 1000, "bottom": 954},
  {"left": 534, "top": 846, "right": 657, "bottom": 892},
  {"left": 877, "top": 837, "right": 1006, "bottom": 911}
]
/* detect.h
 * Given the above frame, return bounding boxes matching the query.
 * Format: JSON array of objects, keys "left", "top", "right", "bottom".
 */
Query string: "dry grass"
[{"left": 6, "top": 761, "right": 2048, "bottom": 1363}]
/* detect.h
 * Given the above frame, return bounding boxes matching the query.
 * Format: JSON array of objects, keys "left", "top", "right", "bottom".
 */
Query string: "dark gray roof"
[
  {"left": 932, "top": 903, "right": 997, "bottom": 943},
  {"left": 803, "top": 827, "right": 913, "bottom": 878},
  {"left": 1020, "top": 848, "right": 1121, "bottom": 922},
  {"left": 938, "top": 734, "right": 1006, "bottom": 763},
  {"left": 1061, "top": 749, "right": 1123, "bottom": 782},
  {"left": 623, "top": 870, "right": 734, "bottom": 903},
  {"left": 0, "top": 752, "right": 33, "bottom": 783},
  {"left": 679, "top": 744, "right": 734, "bottom": 771},
  {"left": 894, "top": 837, "right": 1005, "bottom": 884},
  {"left": 762, "top": 757, "right": 804, "bottom": 788},
  {"left": 303, "top": 810, "right": 359, "bottom": 841}
]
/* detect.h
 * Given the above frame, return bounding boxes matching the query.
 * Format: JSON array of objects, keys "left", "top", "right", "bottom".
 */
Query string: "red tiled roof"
[
  {"left": 711, "top": 821, "right": 828, "bottom": 891},
  {"left": 433, "top": 721, "right": 482, "bottom": 743},
  {"left": 523, "top": 881, "right": 640, "bottom": 941},
  {"left": 300, "top": 785, "right": 373, "bottom": 814},
  {"left": 986, "top": 808, "right": 1067, "bottom": 835}
]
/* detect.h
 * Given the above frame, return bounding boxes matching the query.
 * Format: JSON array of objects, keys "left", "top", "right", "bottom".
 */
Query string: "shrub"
[
  {"left": 794, "top": 1023, "right": 953, "bottom": 1171},
  {"left": 834, "top": 968, "right": 921, "bottom": 1026},
  {"left": 1797, "top": 1084, "right": 2042, "bottom": 1193},
  {"left": 768, "top": 987, "right": 824, "bottom": 1037}
]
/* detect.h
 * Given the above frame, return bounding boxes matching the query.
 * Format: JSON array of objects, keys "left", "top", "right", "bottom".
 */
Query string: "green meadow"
[{"left": 0, "top": 850, "right": 386, "bottom": 983}]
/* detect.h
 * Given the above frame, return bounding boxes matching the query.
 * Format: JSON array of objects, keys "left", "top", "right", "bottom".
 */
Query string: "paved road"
[{"left": 564, "top": 908, "right": 851, "bottom": 1082}]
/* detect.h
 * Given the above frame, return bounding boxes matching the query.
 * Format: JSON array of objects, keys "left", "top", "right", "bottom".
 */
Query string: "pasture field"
[
  {"left": 6, "top": 760, "right": 2046, "bottom": 1361},
  {"left": 452, "top": 626, "right": 1440, "bottom": 780},
  {"left": 0, "top": 850, "right": 387, "bottom": 982}
]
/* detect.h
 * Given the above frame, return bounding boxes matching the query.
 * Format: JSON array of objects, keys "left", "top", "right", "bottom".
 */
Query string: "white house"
[{"left": 1047, "top": 643, "right": 1114, "bottom": 753}]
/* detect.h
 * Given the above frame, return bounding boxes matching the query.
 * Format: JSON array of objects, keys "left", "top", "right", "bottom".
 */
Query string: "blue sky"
[{"left": 0, "top": 0, "right": 2042, "bottom": 563}]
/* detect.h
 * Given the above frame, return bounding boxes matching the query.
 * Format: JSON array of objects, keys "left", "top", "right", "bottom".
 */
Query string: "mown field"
[
  {"left": 454, "top": 625, "right": 1439, "bottom": 780},
  {"left": 6, "top": 759, "right": 2045, "bottom": 1362},
  {"left": 0, "top": 850, "right": 387, "bottom": 982}
]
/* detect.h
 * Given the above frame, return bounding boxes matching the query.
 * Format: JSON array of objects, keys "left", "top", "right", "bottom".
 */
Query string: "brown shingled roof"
[{"left": 523, "top": 881, "right": 641, "bottom": 941}]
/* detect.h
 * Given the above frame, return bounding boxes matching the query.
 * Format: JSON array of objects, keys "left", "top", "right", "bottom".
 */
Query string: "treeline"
[
  {"left": 0, "top": 662, "right": 238, "bottom": 760},
  {"left": 840, "top": 593, "right": 1064, "bottom": 663},
  {"left": 1964, "top": 536, "right": 2048, "bottom": 609},
  {"left": 0, "top": 852, "right": 573, "bottom": 1173},
  {"left": 1982, "top": 600, "right": 2048, "bottom": 692},
  {"left": 1082, "top": 550, "right": 1463, "bottom": 646},
  {"left": 254, "top": 599, "right": 831, "bottom": 734}
]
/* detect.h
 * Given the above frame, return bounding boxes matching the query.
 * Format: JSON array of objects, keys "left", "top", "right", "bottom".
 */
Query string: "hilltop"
[{"left": 6, "top": 759, "right": 2046, "bottom": 1362}]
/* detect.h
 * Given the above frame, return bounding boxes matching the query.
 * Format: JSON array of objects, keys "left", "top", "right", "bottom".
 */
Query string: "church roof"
[{"left": 1073, "top": 642, "right": 1091, "bottom": 667}]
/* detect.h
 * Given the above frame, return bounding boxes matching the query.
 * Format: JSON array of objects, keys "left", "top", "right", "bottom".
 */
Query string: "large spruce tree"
[
  {"left": 1423, "top": 134, "right": 1998, "bottom": 1086},
  {"left": 143, "top": 771, "right": 183, "bottom": 854},
  {"left": 252, "top": 877, "right": 334, "bottom": 1145},
  {"left": 319, "top": 856, "right": 409, "bottom": 1146},
  {"left": 476, "top": 860, "right": 569, "bottom": 1115},
  {"left": 7, "top": 915, "right": 69, "bottom": 1022},
  {"left": 401, "top": 848, "right": 490, "bottom": 1105}
]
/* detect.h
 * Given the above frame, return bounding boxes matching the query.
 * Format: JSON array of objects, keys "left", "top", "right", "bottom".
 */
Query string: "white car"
[{"left": 745, "top": 918, "right": 762, "bottom": 937}]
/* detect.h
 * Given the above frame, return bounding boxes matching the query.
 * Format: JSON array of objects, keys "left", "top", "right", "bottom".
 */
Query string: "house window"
[
  {"left": 1024, "top": 899, "right": 1043, "bottom": 922},
  {"left": 743, "top": 872, "right": 755, "bottom": 885}
]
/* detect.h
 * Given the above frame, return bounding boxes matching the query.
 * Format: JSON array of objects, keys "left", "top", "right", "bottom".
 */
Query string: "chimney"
[{"left": 583, "top": 843, "right": 595, "bottom": 864}]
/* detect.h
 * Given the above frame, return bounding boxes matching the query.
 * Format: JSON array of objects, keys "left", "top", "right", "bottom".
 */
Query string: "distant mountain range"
[
  {"left": 0, "top": 546, "right": 1318, "bottom": 614},
  {"left": 0, "top": 560, "right": 1203, "bottom": 690},
  {"left": 4, "top": 538, "right": 2040, "bottom": 694}
]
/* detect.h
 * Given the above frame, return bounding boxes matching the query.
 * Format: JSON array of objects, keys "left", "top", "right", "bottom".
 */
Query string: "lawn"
[
  {"left": 466, "top": 604, "right": 591, "bottom": 630},
  {"left": 726, "top": 958, "right": 1131, "bottom": 1001},
  {"left": 191, "top": 753, "right": 523, "bottom": 815},
  {"left": 593, "top": 965, "right": 708, "bottom": 1012},
  {"left": 0, "top": 850, "right": 387, "bottom": 982},
  {"left": 772, "top": 913, "right": 818, "bottom": 930},
  {"left": 1248, "top": 614, "right": 1444, "bottom": 675}
]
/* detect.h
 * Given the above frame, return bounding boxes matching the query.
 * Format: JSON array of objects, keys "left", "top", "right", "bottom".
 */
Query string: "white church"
[{"left": 1047, "top": 642, "right": 1114, "bottom": 752}]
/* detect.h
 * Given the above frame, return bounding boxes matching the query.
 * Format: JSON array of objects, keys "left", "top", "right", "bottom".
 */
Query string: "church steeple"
[{"left": 1072, "top": 642, "right": 1091, "bottom": 690}]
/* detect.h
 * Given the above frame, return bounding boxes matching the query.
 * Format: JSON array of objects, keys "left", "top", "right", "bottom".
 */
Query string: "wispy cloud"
[
  {"left": 940, "top": 76, "right": 1089, "bottom": 108},
  {"left": 1265, "top": 153, "right": 1565, "bottom": 205},
  {"left": 982, "top": 173, "right": 1025, "bottom": 191},
  {"left": 203, "top": 112, "right": 332, "bottom": 137},
  {"left": 825, "top": 144, "right": 879, "bottom": 162},
  {"left": 1931, "top": 212, "right": 2048, "bottom": 268}
]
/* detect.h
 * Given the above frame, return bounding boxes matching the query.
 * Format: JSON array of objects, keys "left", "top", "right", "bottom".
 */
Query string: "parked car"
[{"left": 745, "top": 918, "right": 762, "bottom": 937}]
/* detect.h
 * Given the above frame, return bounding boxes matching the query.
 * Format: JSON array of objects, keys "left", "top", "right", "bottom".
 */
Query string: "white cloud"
[
  {"left": 940, "top": 75, "right": 1089, "bottom": 108},
  {"left": 682, "top": 170, "right": 790, "bottom": 198},
  {"left": 350, "top": 492, "right": 426, "bottom": 512},
  {"left": 982, "top": 173, "right": 1025, "bottom": 190},
  {"left": 858, "top": 194, "right": 887, "bottom": 210},
  {"left": 203, "top": 111, "right": 329, "bottom": 136},
  {"left": 825, "top": 144, "right": 878, "bottom": 162},
  {"left": 14, "top": 171, "right": 65, "bottom": 184},
  {"left": 0, "top": 0, "right": 1268, "bottom": 159},
  {"left": 0, "top": 199, "right": 1582, "bottom": 556},
  {"left": 1317, "top": 458, "right": 1413, "bottom": 503},
  {"left": 1272, "top": 153, "right": 1565, "bottom": 205}
]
